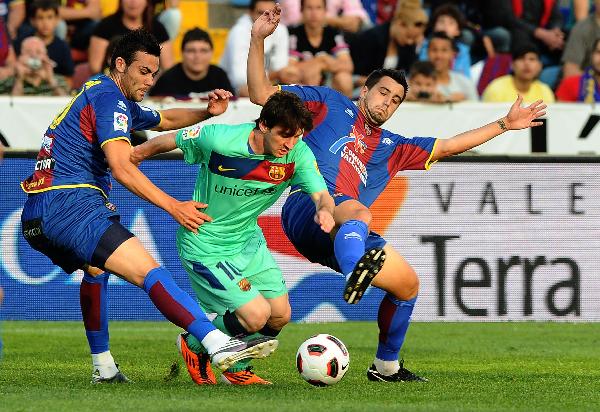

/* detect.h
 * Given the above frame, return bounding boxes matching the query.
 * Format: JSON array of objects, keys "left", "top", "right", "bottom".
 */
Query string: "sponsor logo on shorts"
[
  {"left": 35, "top": 157, "right": 55, "bottom": 171},
  {"left": 268, "top": 165, "right": 286, "bottom": 181},
  {"left": 238, "top": 278, "right": 251, "bottom": 291},
  {"left": 22, "top": 227, "right": 42, "bottom": 239},
  {"left": 105, "top": 202, "right": 117, "bottom": 212},
  {"left": 113, "top": 112, "right": 129, "bottom": 132}
]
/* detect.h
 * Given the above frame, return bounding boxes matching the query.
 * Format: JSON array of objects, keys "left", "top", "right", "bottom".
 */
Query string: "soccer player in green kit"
[{"left": 132, "top": 90, "right": 335, "bottom": 385}]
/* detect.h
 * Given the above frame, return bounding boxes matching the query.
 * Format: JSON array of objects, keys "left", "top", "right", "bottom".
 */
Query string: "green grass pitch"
[{"left": 1, "top": 321, "right": 599, "bottom": 411}]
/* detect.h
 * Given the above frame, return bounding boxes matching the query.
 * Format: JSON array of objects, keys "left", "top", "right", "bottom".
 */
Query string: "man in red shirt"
[{"left": 556, "top": 38, "right": 600, "bottom": 102}]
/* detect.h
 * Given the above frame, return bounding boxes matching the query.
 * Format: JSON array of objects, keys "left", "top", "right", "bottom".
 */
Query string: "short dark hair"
[
  {"left": 30, "top": 0, "right": 59, "bottom": 16},
  {"left": 109, "top": 29, "right": 161, "bottom": 71},
  {"left": 300, "top": 0, "right": 326, "bottom": 11},
  {"left": 429, "top": 31, "right": 458, "bottom": 52},
  {"left": 409, "top": 60, "right": 436, "bottom": 79},
  {"left": 365, "top": 69, "right": 409, "bottom": 102},
  {"left": 430, "top": 3, "right": 466, "bottom": 32},
  {"left": 249, "top": 0, "right": 275, "bottom": 11},
  {"left": 255, "top": 91, "right": 313, "bottom": 136},
  {"left": 511, "top": 43, "right": 540, "bottom": 60},
  {"left": 182, "top": 28, "right": 213, "bottom": 51}
]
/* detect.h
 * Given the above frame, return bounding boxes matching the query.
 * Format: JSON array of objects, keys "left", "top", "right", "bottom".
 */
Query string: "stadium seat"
[{"left": 71, "top": 62, "right": 93, "bottom": 90}]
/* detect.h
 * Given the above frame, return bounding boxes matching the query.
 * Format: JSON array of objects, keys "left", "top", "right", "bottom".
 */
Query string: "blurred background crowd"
[{"left": 0, "top": 0, "right": 598, "bottom": 104}]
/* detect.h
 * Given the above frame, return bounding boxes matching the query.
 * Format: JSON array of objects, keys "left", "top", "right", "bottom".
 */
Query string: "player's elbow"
[{"left": 110, "top": 162, "right": 134, "bottom": 185}]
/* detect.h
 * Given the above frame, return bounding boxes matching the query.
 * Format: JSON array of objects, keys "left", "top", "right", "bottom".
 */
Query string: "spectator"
[
  {"left": 221, "top": 0, "right": 292, "bottom": 97},
  {"left": 153, "top": 0, "right": 180, "bottom": 40},
  {"left": 0, "top": 35, "right": 68, "bottom": 94},
  {"left": 88, "top": 0, "right": 172, "bottom": 74},
  {"left": 1, "top": 5, "right": 17, "bottom": 77},
  {"left": 360, "top": 0, "right": 397, "bottom": 25},
  {"left": 557, "top": 38, "right": 600, "bottom": 102},
  {"left": 562, "top": 0, "right": 600, "bottom": 79},
  {"left": 405, "top": 60, "right": 445, "bottom": 102},
  {"left": 57, "top": 0, "right": 101, "bottom": 51},
  {"left": 427, "top": 31, "right": 478, "bottom": 101},
  {"left": 482, "top": 44, "right": 555, "bottom": 103},
  {"left": 14, "top": 0, "right": 73, "bottom": 77},
  {"left": 280, "top": 0, "right": 370, "bottom": 33},
  {"left": 149, "top": 28, "right": 234, "bottom": 99},
  {"left": 419, "top": 3, "right": 471, "bottom": 78},
  {"left": 288, "top": 0, "right": 353, "bottom": 96},
  {"left": 349, "top": 0, "right": 427, "bottom": 86},
  {"left": 2, "top": 0, "right": 25, "bottom": 39},
  {"left": 563, "top": 0, "right": 592, "bottom": 32}
]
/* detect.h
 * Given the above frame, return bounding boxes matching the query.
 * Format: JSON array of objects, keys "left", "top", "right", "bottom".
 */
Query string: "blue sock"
[
  {"left": 143, "top": 267, "right": 216, "bottom": 341},
  {"left": 376, "top": 294, "right": 417, "bottom": 361},
  {"left": 334, "top": 219, "right": 368, "bottom": 275},
  {"left": 80, "top": 272, "right": 110, "bottom": 354}
]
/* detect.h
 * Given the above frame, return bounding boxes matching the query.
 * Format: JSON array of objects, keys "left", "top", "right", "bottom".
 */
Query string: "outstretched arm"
[
  {"left": 104, "top": 140, "right": 211, "bottom": 233},
  {"left": 154, "top": 89, "right": 232, "bottom": 131},
  {"left": 310, "top": 190, "right": 336, "bottom": 233},
  {"left": 247, "top": 5, "right": 282, "bottom": 106},
  {"left": 130, "top": 132, "right": 177, "bottom": 166},
  {"left": 431, "top": 96, "right": 547, "bottom": 161}
]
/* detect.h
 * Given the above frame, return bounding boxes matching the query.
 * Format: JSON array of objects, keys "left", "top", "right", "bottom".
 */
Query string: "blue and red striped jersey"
[
  {"left": 21, "top": 75, "right": 162, "bottom": 197},
  {"left": 281, "top": 85, "right": 437, "bottom": 207}
]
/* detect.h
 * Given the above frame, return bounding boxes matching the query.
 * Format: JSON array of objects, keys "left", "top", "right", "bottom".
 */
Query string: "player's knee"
[
  {"left": 268, "top": 304, "right": 291, "bottom": 330},
  {"left": 239, "top": 304, "right": 271, "bottom": 333},
  {"left": 353, "top": 208, "right": 373, "bottom": 226},
  {"left": 394, "top": 272, "right": 420, "bottom": 300},
  {"left": 83, "top": 265, "right": 105, "bottom": 276}
]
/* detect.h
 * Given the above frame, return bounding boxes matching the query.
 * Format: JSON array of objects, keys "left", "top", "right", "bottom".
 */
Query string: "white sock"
[
  {"left": 92, "top": 351, "right": 118, "bottom": 378},
  {"left": 201, "top": 329, "right": 232, "bottom": 355},
  {"left": 373, "top": 358, "right": 400, "bottom": 376}
]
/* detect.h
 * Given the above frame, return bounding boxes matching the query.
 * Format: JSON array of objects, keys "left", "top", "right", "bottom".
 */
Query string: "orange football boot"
[
  {"left": 221, "top": 367, "right": 272, "bottom": 385},
  {"left": 177, "top": 333, "right": 217, "bottom": 385}
]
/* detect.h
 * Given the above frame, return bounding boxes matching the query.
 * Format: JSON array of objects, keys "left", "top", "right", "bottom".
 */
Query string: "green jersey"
[{"left": 175, "top": 122, "right": 327, "bottom": 261}]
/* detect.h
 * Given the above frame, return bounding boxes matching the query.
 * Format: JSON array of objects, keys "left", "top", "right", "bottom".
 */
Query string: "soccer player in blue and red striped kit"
[
  {"left": 20, "top": 29, "right": 277, "bottom": 383},
  {"left": 249, "top": 5, "right": 547, "bottom": 382}
]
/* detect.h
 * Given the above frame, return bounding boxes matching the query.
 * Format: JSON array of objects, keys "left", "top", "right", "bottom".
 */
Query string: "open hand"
[
  {"left": 169, "top": 200, "right": 213, "bottom": 233},
  {"left": 207, "top": 89, "right": 232, "bottom": 116},
  {"left": 314, "top": 210, "right": 335, "bottom": 233},
  {"left": 505, "top": 96, "right": 547, "bottom": 130},
  {"left": 251, "top": 4, "right": 281, "bottom": 39}
]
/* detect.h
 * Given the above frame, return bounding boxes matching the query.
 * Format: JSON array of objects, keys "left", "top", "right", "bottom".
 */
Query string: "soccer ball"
[{"left": 296, "top": 334, "right": 350, "bottom": 386}]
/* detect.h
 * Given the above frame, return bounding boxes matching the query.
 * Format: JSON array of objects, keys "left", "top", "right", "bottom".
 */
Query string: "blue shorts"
[
  {"left": 20, "top": 188, "right": 134, "bottom": 274},
  {"left": 281, "top": 191, "right": 386, "bottom": 273}
]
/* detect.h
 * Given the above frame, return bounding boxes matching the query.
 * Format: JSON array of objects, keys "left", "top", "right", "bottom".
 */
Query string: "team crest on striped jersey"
[{"left": 268, "top": 165, "right": 287, "bottom": 181}]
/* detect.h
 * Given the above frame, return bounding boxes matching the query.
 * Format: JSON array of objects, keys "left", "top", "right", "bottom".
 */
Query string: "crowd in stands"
[{"left": 0, "top": 0, "right": 600, "bottom": 103}]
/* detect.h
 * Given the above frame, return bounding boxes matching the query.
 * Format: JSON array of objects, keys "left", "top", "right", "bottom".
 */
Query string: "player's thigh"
[
  {"left": 180, "top": 255, "right": 262, "bottom": 317},
  {"left": 333, "top": 198, "right": 372, "bottom": 227},
  {"left": 371, "top": 244, "right": 419, "bottom": 300},
  {"left": 103, "top": 237, "right": 160, "bottom": 286},
  {"left": 21, "top": 189, "right": 135, "bottom": 275}
]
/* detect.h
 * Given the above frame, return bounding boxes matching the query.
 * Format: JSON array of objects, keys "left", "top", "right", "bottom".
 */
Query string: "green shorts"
[{"left": 180, "top": 231, "right": 287, "bottom": 315}]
